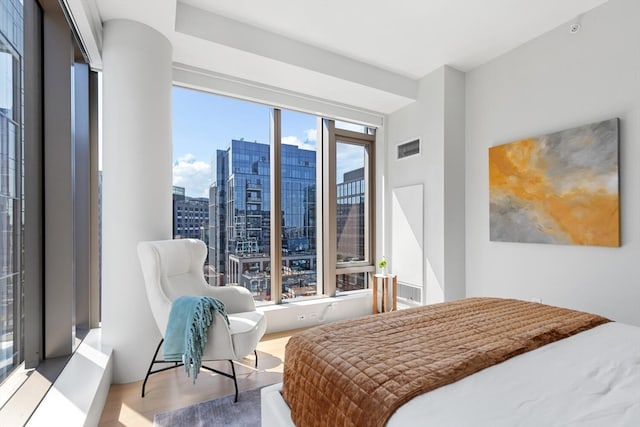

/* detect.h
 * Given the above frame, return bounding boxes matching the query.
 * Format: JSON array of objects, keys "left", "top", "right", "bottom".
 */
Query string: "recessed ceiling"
[
  {"left": 180, "top": 0, "right": 607, "bottom": 79},
  {"left": 83, "top": 0, "right": 608, "bottom": 114}
]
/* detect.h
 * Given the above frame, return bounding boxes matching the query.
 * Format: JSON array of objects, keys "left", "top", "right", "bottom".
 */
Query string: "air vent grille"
[
  {"left": 397, "top": 139, "right": 420, "bottom": 159},
  {"left": 397, "top": 282, "right": 422, "bottom": 304}
]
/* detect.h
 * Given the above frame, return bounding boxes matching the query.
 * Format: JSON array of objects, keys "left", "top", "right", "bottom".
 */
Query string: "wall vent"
[
  {"left": 397, "top": 139, "right": 420, "bottom": 159},
  {"left": 397, "top": 282, "right": 422, "bottom": 305}
]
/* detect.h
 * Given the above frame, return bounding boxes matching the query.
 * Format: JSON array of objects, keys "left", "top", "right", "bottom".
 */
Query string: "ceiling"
[{"left": 74, "top": 0, "right": 608, "bottom": 114}]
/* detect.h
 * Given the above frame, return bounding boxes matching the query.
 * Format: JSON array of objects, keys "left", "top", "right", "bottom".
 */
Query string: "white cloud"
[
  {"left": 281, "top": 134, "right": 316, "bottom": 151},
  {"left": 305, "top": 128, "right": 317, "bottom": 143},
  {"left": 173, "top": 154, "right": 211, "bottom": 198}
]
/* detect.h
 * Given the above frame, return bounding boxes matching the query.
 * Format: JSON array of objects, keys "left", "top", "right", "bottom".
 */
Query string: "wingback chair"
[{"left": 137, "top": 238, "right": 267, "bottom": 401}]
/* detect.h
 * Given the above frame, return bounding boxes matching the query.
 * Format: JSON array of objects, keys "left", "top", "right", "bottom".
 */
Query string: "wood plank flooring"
[{"left": 98, "top": 329, "right": 303, "bottom": 426}]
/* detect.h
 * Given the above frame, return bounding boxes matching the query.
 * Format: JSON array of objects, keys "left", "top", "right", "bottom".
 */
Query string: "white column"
[{"left": 102, "top": 19, "right": 173, "bottom": 383}]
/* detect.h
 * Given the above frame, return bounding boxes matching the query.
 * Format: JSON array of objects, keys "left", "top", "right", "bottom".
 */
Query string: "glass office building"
[
  {"left": 172, "top": 185, "right": 209, "bottom": 242},
  {"left": 336, "top": 167, "right": 366, "bottom": 291},
  {"left": 209, "top": 140, "right": 317, "bottom": 300}
]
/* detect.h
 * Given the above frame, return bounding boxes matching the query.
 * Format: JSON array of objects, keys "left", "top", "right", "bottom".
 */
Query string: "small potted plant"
[{"left": 377, "top": 257, "right": 387, "bottom": 275}]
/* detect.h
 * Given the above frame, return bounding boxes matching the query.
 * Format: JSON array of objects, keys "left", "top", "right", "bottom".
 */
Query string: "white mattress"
[{"left": 262, "top": 322, "right": 640, "bottom": 426}]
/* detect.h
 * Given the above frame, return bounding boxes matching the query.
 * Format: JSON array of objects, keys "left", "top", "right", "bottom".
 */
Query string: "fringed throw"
[{"left": 163, "top": 296, "right": 230, "bottom": 383}]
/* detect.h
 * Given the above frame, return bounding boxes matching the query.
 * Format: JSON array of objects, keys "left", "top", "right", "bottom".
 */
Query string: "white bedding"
[{"left": 262, "top": 322, "right": 640, "bottom": 426}]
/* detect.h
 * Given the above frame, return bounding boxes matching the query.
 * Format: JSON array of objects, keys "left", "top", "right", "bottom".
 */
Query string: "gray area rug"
[{"left": 154, "top": 387, "right": 262, "bottom": 427}]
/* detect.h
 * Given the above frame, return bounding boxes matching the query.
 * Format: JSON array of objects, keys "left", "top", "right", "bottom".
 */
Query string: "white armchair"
[{"left": 137, "top": 238, "right": 267, "bottom": 401}]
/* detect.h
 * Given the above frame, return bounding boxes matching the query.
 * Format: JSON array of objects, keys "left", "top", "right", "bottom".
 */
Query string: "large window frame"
[
  {"left": 269, "top": 109, "right": 283, "bottom": 303},
  {"left": 320, "top": 119, "right": 376, "bottom": 297},
  {"left": 0, "top": 3, "right": 25, "bottom": 384},
  {"left": 1, "top": 0, "right": 99, "bottom": 420},
  {"left": 171, "top": 90, "right": 376, "bottom": 304},
  {"left": 267, "top": 113, "right": 376, "bottom": 302}
]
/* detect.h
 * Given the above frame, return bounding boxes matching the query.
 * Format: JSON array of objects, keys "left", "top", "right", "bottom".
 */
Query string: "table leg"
[
  {"left": 381, "top": 278, "right": 387, "bottom": 313},
  {"left": 371, "top": 274, "right": 378, "bottom": 314},
  {"left": 392, "top": 275, "right": 397, "bottom": 311}
]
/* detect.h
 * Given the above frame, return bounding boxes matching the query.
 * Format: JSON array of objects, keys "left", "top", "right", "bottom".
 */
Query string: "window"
[
  {"left": 336, "top": 144, "right": 366, "bottom": 264},
  {"left": 279, "top": 109, "right": 318, "bottom": 300},
  {"left": 172, "top": 88, "right": 375, "bottom": 306},
  {"left": 322, "top": 120, "right": 376, "bottom": 294},
  {"left": 0, "top": 0, "right": 24, "bottom": 383},
  {"left": 1, "top": 0, "right": 99, "bottom": 418},
  {"left": 172, "top": 87, "right": 272, "bottom": 301}
]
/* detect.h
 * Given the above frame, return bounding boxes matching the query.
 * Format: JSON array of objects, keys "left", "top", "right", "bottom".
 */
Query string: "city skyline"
[
  {"left": 172, "top": 86, "right": 366, "bottom": 198},
  {"left": 173, "top": 87, "right": 315, "bottom": 198},
  {"left": 206, "top": 138, "right": 366, "bottom": 300}
]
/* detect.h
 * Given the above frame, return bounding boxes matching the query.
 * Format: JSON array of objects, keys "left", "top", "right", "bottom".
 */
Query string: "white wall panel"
[{"left": 465, "top": 0, "right": 640, "bottom": 324}]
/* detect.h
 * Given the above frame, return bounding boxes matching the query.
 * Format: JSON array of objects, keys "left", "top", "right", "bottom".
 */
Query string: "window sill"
[
  {"left": 27, "top": 329, "right": 112, "bottom": 426},
  {"left": 257, "top": 290, "right": 372, "bottom": 334},
  {"left": 1, "top": 329, "right": 113, "bottom": 427}
]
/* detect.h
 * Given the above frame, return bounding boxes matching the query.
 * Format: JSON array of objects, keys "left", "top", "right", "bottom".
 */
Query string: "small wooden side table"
[{"left": 371, "top": 274, "right": 397, "bottom": 314}]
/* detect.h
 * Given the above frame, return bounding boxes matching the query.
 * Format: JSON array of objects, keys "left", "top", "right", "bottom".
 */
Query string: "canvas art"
[{"left": 489, "top": 118, "right": 619, "bottom": 247}]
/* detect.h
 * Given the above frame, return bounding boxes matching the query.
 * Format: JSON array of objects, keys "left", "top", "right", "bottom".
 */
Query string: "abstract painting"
[{"left": 489, "top": 118, "right": 619, "bottom": 247}]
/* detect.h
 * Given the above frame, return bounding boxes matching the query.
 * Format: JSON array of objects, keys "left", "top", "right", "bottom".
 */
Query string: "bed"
[{"left": 261, "top": 297, "right": 640, "bottom": 426}]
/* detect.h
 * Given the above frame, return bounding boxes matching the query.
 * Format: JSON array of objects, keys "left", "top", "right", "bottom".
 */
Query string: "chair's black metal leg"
[
  {"left": 254, "top": 349, "right": 258, "bottom": 368},
  {"left": 229, "top": 360, "right": 239, "bottom": 402},
  {"left": 143, "top": 341, "right": 242, "bottom": 402},
  {"left": 142, "top": 338, "right": 164, "bottom": 398}
]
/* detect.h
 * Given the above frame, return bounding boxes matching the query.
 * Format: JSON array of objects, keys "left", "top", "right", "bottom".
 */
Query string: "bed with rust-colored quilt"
[{"left": 281, "top": 297, "right": 611, "bottom": 427}]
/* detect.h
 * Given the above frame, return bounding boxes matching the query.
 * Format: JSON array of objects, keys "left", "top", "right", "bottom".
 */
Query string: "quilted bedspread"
[{"left": 282, "top": 297, "right": 610, "bottom": 427}]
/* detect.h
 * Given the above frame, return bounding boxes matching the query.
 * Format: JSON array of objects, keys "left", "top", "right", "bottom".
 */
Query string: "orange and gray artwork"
[{"left": 489, "top": 118, "right": 619, "bottom": 247}]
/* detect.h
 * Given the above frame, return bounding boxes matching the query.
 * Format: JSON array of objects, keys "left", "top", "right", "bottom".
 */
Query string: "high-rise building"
[
  {"left": 336, "top": 166, "right": 366, "bottom": 291},
  {"left": 208, "top": 149, "right": 228, "bottom": 286},
  {"left": 172, "top": 186, "right": 209, "bottom": 244},
  {"left": 337, "top": 166, "right": 365, "bottom": 260},
  {"left": 209, "top": 140, "right": 316, "bottom": 300}
]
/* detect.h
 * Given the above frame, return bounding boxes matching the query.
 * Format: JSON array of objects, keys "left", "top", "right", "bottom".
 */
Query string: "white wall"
[
  {"left": 465, "top": 0, "right": 640, "bottom": 325},
  {"left": 386, "top": 66, "right": 465, "bottom": 304}
]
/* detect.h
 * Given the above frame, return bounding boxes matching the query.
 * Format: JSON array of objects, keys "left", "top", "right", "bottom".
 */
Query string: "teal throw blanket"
[{"left": 163, "top": 295, "right": 230, "bottom": 382}]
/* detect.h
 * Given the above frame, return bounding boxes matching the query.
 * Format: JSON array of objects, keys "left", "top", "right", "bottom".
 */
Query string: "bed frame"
[{"left": 261, "top": 382, "right": 294, "bottom": 427}]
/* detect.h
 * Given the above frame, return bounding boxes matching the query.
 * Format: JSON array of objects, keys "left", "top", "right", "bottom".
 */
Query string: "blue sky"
[{"left": 172, "top": 86, "right": 364, "bottom": 197}]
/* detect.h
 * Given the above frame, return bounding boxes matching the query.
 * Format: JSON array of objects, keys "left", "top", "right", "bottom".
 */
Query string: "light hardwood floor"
[{"left": 99, "top": 329, "right": 304, "bottom": 426}]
